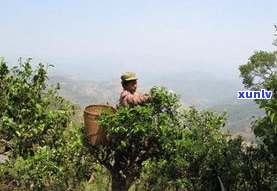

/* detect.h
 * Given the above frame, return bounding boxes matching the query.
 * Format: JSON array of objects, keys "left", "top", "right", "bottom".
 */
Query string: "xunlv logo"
[{"left": 237, "top": 89, "right": 273, "bottom": 99}]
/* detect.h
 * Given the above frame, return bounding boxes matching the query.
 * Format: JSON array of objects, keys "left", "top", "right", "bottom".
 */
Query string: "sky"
[{"left": 0, "top": 0, "right": 276, "bottom": 81}]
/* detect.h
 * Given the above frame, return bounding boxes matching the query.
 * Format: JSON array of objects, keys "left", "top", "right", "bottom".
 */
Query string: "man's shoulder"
[{"left": 120, "top": 90, "right": 131, "bottom": 97}]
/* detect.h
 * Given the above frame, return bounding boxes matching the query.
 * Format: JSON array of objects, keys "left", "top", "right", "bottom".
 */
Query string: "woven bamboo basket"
[{"left": 84, "top": 104, "right": 116, "bottom": 146}]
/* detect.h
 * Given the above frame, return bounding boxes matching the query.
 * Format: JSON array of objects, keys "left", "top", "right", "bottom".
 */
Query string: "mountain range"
[{"left": 49, "top": 71, "right": 264, "bottom": 141}]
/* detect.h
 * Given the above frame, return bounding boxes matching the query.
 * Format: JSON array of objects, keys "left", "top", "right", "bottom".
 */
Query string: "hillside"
[
  {"left": 49, "top": 75, "right": 121, "bottom": 107},
  {"left": 150, "top": 71, "right": 243, "bottom": 106},
  {"left": 49, "top": 72, "right": 264, "bottom": 141}
]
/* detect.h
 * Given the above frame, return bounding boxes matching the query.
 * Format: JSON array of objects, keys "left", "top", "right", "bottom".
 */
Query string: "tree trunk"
[{"left": 111, "top": 173, "right": 129, "bottom": 191}]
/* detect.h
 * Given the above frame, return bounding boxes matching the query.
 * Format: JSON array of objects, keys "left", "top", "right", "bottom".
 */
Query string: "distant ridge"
[
  {"left": 49, "top": 75, "right": 121, "bottom": 107},
  {"left": 49, "top": 72, "right": 263, "bottom": 141}
]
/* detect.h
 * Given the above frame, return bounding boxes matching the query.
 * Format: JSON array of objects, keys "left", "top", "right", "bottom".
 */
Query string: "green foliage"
[
  {"left": 239, "top": 50, "right": 277, "bottom": 153},
  {"left": 1, "top": 49, "right": 277, "bottom": 190},
  {"left": 0, "top": 58, "right": 95, "bottom": 190},
  {"left": 2, "top": 148, "right": 65, "bottom": 190},
  {"left": 273, "top": 25, "right": 277, "bottom": 47},
  {"left": 88, "top": 87, "right": 183, "bottom": 190},
  {"left": 105, "top": 87, "right": 181, "bottom": 157},
  {"left": 238, "top": 29, "right": 277, "bottom": 190},
  {"left": 137, "top": 107, "right": 239, "bottom": 191},
  {"left": 84, "top": 164, "right": 111, "bottom": 191},
  {"left": 90, "top": 87, "right": 254, "bottom": 191},
  {"left": 237, "top": 145, "right": 277, "bottom": 191},
  {"left": 1, "top": 123, "right": 95, "bottom": 191},
  {"left": 239, "top": 50, "right": 277, "bottom": 90},
  {"left": 0, "top": 58, "right": 74, "bottom": 158}
]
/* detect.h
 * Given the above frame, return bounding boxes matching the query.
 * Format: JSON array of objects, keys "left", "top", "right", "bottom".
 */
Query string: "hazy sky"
[{"left": 1, "top": 0, "right": 276, "bottom": 81}]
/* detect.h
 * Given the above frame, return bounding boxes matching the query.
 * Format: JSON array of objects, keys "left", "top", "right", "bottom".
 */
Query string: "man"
[{"left": 118, "top": 72, "right": 149, "bottom": 107}]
